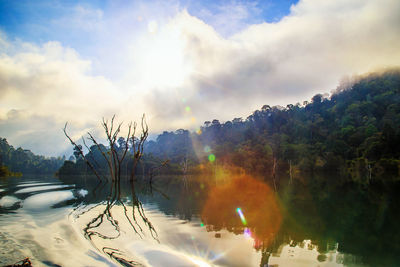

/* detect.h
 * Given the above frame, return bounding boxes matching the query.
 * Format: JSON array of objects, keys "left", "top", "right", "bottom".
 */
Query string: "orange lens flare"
[{"left": 201, "top": 175, "right": 282, "bottom": 245}]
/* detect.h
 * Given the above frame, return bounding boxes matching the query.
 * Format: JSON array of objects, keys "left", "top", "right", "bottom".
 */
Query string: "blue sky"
[
  {"left": 0, "top": 0, "right": 298, "bottom": 38},
  {"left": 0, "top": 0, "right": 297, "bottom": 55},
  {"left": 0, "top": 0, "right": 398, "bottom": 156},
  {"left": 0, "top": 0, "right": 298, "bottom": 81}
]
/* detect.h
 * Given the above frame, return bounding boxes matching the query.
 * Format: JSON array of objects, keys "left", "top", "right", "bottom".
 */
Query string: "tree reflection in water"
[
  {"left": 83, "top": 180, "right": 157, "bottom": 240},
  {"left": 64, "top": 116, "right": 160, "bottom": 266},
  {"left": 63, "top": 171, "right": 400, "bottom": 267},
  {"left": 71, "top": 177, "right": 159, "bottom": 266}
]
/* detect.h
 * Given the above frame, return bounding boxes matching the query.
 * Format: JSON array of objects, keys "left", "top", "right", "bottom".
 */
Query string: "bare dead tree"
[
  {"left": 63, "top": 114, "right": 148, "bottom": 182},
  {"left": 63, "top": 124, "right": 103, "bottom": 181},
  {"left": 272, "top": 157, "right": 277, "bottom": 192},
  {"left": 148, "top": 160, "right": 169, "bottom": 184},
  {"left": 129, "top": 115, "right": 149, "bottom": 182},
  {"left": 65, "top": 115, "right": 159, "bottom": 266}
]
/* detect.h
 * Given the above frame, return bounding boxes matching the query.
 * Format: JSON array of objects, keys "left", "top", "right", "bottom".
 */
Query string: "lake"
[{"left": 0, "top": 174, "right": 399, "bottom": 266}]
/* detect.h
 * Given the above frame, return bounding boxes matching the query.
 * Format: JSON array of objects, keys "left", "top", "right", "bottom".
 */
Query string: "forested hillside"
[
  {"left": 59, "top": 69, "right": 400, "bottom": 181},
  {"left": 0, "top": 138, "right": 64, "bottom": 176},
  {"left": 145, "top": 69, "right": 400, "bottom": 179}
]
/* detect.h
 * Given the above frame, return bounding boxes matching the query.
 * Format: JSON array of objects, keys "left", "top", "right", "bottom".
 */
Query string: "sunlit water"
[{"left": 0, "top": 175, "right": 399, "bottom": 266}]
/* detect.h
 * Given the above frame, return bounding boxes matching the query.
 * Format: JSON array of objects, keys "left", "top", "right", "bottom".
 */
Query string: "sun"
[{"left": 133, "top": 20, "right": 192, "bottom": 90}]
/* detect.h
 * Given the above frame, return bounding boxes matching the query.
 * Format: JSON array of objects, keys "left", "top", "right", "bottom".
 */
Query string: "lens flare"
[
  {"left": 243, "top": 227, "right": 252, "bottom": 238},
  {"left": 201, "top": 174, "right": 282, "bottom": 247},
  {"left": 204, "top": 146, "right": 211, "bottom": 153},
  {"left": 185, "top": 106, "right": 191, "bottom": 112},
  {"left": 236, "top": 208, "right": 247, "bottom": 226},
  {"left": 208, "top": 154, "right": 216, "bottom": 162}
]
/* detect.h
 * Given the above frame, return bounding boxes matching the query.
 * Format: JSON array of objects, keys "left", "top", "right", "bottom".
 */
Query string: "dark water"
[{"left": 0, "top": 174, "right": 399, "bottom": 266}]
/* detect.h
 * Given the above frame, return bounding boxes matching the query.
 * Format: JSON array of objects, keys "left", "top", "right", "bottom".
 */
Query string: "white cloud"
[
  {"left": 192, "top": 0, "right": 261, "bottom": 37},
  {"left": 0, "top": 34, "right": 120, "bottom": 155},
  {"left": 143, "top": 0, "right": 400, "bottom": 128},
  {"left": 0, "top": 0, "right": 399, "bottom": 156}
]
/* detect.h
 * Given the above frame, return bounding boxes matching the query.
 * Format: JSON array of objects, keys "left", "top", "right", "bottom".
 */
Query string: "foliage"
[
  {"left": 57, "top": 69, "right": 400, "bottom": 181},
  {"left": 143, "top": 69, "right": 400, "bottom": 180},
  {"left": 0, "top": 138, "right": 64, "bottom": 175}
]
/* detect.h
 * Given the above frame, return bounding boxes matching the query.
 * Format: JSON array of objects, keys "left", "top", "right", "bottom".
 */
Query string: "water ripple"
[
  {"left": 0, "top": 196, "right": 21, "bottom": 208},
  {"left": 15, "top": 184, "right": 74, "bottom": 194},
  {"left": 23, "top": 191, "right": 75, "bottom": 210}
]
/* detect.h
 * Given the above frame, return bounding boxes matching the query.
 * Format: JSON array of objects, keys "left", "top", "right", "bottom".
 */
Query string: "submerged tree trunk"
[
  {"left": 272, "top": 157, "right": 277, "bottom": 192},
  {"left": 366, "top": 159, "right": 372, "bottom": 182}
]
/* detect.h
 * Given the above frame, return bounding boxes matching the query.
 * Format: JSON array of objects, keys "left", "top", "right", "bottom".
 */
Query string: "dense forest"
[
  {"left": 0, "top": 138, "right": 64, "bottom": 176},
  {"left": 57, "top": 69, "right": 400, "bottom": 182},
  {"left": 141, "top": 69, "right": 400, "bottom": 179}
]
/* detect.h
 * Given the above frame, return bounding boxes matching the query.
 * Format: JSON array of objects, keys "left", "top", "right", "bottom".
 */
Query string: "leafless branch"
[{"left": 63, "top": 123, "right": 102, "bottom": 181}]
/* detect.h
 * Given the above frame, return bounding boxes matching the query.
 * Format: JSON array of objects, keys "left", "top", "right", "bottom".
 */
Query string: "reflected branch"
[{"left": 102, "top": 247, "right": 145, "bottom": 267}]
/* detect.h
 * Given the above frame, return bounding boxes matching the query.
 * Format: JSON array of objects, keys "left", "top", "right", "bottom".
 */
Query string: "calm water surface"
[{"left": 0, "top": 174, "right": 399, "bottom": 266}]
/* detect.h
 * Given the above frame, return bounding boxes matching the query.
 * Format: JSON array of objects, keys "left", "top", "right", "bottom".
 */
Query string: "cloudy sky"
[{"left": 0, "top": 0, "right": 399, "bottom": 156}]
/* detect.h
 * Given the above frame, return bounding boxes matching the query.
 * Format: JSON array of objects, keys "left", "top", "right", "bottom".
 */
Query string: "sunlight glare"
[
  {"left": 136, "top": 21, "right": 192, "bottom": 90},
  {"left": 147, "top": 20, "right": 158, "bottom": 34},
  {"left": 188, "top": 256, "right": 212, "bottom": 267}
]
